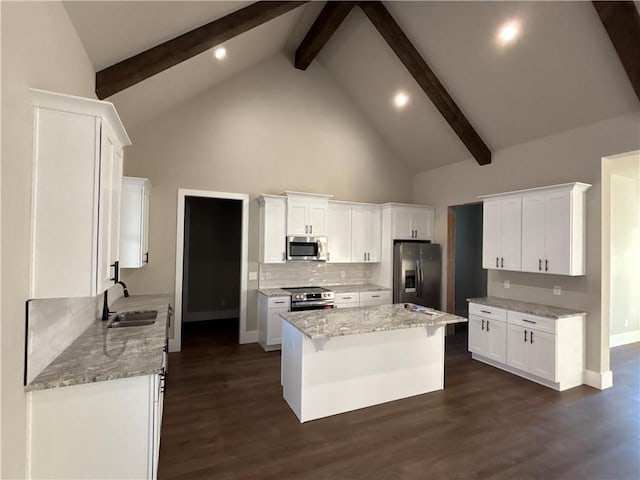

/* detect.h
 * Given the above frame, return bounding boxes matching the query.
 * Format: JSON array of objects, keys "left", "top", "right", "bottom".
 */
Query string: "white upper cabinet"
[
  {"left": 284, "top": 192, "right": 331, "bottom": 236},
  {"left": 258, "top": 195, "right": 287, "bottom": 264},
  {"left": 481, "top": 182, "right": 590, "bottom": 276},
  {"left": 120, "top": 177, "right": 151, "bottom": 268},
  {"left": 351, "top": 206, "right": 381, "bottom": 263},
  {"left": 327, "top": 203, "right": 352, "bottom": 263},
  {"left": 482, "top": 197, "right": 522, "bottom": 271},
  {"left": 521, "top": 184, "right": 590, "bottom": 275},
  {"left": 30, "top": 89, "right": 130, "bottom": 298},
  {"left": 390, "top": 205, "right": 435, "bottom": 240}
]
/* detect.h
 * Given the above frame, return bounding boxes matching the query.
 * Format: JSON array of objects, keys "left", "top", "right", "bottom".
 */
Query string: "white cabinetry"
[
  {"left": 30, "top": 89, "right": 130, "bottom": 298},
  {"left": 482, "top": 197, "right": 522, "bottom": 271},
  {"left": 351, "top": 206, "right": 381, "bottom": 263},
  {"left": 521, "top": 183, "right": 590, "bottom": 275},
  {"left": 258, "top": 294, "right": 291, "bottom": 351},
  {"left": 468, "top": 302, "right": 585, "bottom": 391},
  {"left": 327, "top": 203, "right": 352, "bottom": 263},
  {"left": 390, "top": 205, "right": 435, "bottom": 240},
  {"left": 120, "top": 177, "right": 151, "bottom": 268},
  {"left": 467, "top": 304, "right": 507, "bottom": 363},
  {"left": 359, "top": 290, "right": 391, "bottom": 307},
  {"left": 258, "top": 195, "right": 287, "bottom": 263},
  {"left": 334, "top": 292, "right": 360, "bottom": 309},
  {"left": 285, "top": 192, "right": 331, "bottom": 236},
  {"left": 480, "top": 182, "right": 590, "bottom": 275},
  {"left": 28, "top": 373, "right": 165, "bottom": 479}
]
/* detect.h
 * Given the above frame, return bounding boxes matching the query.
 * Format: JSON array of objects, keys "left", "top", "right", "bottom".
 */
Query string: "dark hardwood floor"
[{"left": 159, "top": 320, "right": 639, "bottom": 479}]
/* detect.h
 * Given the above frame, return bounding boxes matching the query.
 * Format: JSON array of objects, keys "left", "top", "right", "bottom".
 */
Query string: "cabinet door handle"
[
  {"left": 480, "top": 310, "right": 492, "bottom": 314},
  {"left": 145, "top": 252, "right": 149, "bottom": 264},
  {"left": 305, "top": 225, "right": 308, "bottom": 234},
  {"left": 327, "top": 252, "right": 331, "bottom": 262},
  {"left": 343, "top": 297, "right": 352, "bottom": 300},
  {"left": 481, "top": 319, "right": 485, "bottom": 331},
  {"left": 274, "top": 301, "right": 286, "bottom": 304},
  {"left": 367, "top": 252, "right": 370, "bottom": 261},
  {"left": 530, "top": 331, "right": 534, "bottom": 344},
  {"left": 545, "top": 259, "right": 549, "bottom": 272},
  {"left": 501, "top": 257, "right": 504, "bottom": 268},
  {"left": 110, "top": 260, "right": 119, "bottom": 283},
  {"left": 310, "top": 225, "right": 313, "bottom": 234},
  {"left": 538, "top": 259, "right": 542, "bottom": 271},
  {"left": 496, "top": 257, "right": 499, "bottom": 268},
  {"left": 486, "top": 320, "right": 490, "bottom": 332},
  {"left": 522, "top": 319, "right": 536, "bottom": 324},
  {"left": 282, "top": 252, "right": 286, "bottom": 262},
  {"left": 524, "top": 330, "right": 528, "bottom": 342},
  {"left": 371, "top": 295, "right": 380, "bottom": 298}
]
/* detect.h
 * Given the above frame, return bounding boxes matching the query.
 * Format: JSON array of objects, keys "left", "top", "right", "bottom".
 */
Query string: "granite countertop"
[
  {"left": 26, "top": 294, "right": 171, "bottom": 392},
  {"left": 258, "top": 284, "right": 389, "bottom": 297},
  {"left": 468, "top": 297, "right": 587, "bottom": 319},
  {"left": 281, "top": 303, "right": 466, "bottom": 340}
]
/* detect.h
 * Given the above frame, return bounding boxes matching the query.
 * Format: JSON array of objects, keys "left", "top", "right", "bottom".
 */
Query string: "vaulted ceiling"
[{"left": 64, "top": 1, "right": 640, "bottom": 173}]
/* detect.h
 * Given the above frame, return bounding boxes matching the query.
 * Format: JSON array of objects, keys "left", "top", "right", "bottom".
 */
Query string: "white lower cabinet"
[
  {"left": 468, "top": 302, "right": 584, "bottom": 391},
  {"left": 258, "top": 294, "right": 290, "bottom": 351},
  {"left": 335, "top": 290, "right": 391, "bottom": 309},
  {"left": 334, "top": 292, "right": 360, "bottom": 309},
  {"left": 28, "top": 373, "right": 164, "bottom": 479}
]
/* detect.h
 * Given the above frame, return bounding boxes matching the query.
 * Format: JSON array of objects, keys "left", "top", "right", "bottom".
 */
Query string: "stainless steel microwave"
[{"left": 286, "top": 236, "right": 328, "bottom": 261}]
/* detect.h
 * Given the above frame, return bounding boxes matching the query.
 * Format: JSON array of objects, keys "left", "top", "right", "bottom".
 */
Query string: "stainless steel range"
[{"left": 283, "top": 286, "right": 335, "bottom": 312}]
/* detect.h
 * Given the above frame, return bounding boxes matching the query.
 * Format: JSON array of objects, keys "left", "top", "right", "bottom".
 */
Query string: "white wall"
[
  {"left": 608, "top": 153, "right": 640, "bottom": 345},
  {"left": 120, "top": 53, "right": 413, "bottom": 334},
  {"left": 1, "top": 2, "right": 96, "bottom": 476},
  {"left": 413, "top": 112, "right": 640, "bottom": 375}
]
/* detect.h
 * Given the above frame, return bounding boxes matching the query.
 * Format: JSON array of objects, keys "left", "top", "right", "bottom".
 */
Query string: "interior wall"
[
  {"left": 454, "top": 204, "right": 486, "bottom": 317},
  {"left": 413, "top": 112, "right": 640, "bottom": 375},
  {"left": 120, "top": 53, "right": 414, "bottom": 335},
  {"left": 609, "top": 166, "right": 640, "bottom": 340},
  {"left": 0, "top": 1, "right": 96, "bottom": 477},
  {"left": 183, "top": 197, "right": 241, "bottom": 321}
]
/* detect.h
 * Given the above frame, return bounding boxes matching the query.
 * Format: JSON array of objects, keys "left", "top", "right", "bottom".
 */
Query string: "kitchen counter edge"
[
  {"left": 467, "top": 297, "right": 587, "bottom": 319},
  {"left": 259, "top": 284, "right": 390, "bottom": 297}
]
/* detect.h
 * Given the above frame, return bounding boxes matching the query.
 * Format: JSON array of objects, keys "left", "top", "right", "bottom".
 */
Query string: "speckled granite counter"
[
  {"left": 281, "top": 304, "right": 466, "bottom": 340},
  {"left": 26, "top": 294, "right": 171, "bottom": 392},
  {"left": 258, "top": 284, "right": 389, "bottom": 297},
  {"left": 467, "top": 297, "right": 586, "bottom": 319}
]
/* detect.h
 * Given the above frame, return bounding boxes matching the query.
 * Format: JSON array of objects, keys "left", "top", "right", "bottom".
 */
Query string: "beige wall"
[
  {"left": 413, "top": 112, "right": 640, "bottom": 374},
  {"left": 1, "top": 1, "right": 96, "bottom": 476},
  {"left": 609, "top": 157, "right": 640, "bottom": 338},
  {"left": 120, "top": 53, "right": 413, "bottom": 333}
]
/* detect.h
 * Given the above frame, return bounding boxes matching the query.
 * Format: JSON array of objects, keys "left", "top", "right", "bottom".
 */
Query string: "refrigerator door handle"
[{"left": 416, "top": 260, "right": 423, "bottom": 297}]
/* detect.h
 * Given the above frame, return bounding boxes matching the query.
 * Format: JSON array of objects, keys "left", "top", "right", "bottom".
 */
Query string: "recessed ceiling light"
[
  {"left": 497, "top": 20, "right": 521, "bottom": 46},
  {"left": 214, "top": 47, "right": 227, "bottom": 60},
  {"left": 393, "top": 91, "right": 409, "bottom": 109}
]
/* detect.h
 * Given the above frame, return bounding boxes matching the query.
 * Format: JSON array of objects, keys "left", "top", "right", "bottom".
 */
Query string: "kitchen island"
[{"left": 280, "top": 304, "right": 466, "bottom": 422}]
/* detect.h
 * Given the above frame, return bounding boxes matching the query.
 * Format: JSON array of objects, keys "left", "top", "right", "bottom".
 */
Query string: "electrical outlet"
[
  {"left": 265, "top": 272, "right": 271, "bottom": 280},
  {"left": 504, "top": 280, "right": 510, "bottom": 289},
  {"left": 340, "top": 271, "right": 346, "bottom": 278},
  {"left": 553, "top": 285, "right": 562, "bottom": 295},
  {"left": 248, "top": 271, "right": 257, "bottom": 281}
]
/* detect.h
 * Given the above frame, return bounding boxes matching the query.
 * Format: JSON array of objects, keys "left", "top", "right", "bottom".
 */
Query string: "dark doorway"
[
  {"left": 182, "top": 196, "right": 242, "bottom": 343},
  {"left": 447, "top": 203, "right": 487, "bottom": 322}
]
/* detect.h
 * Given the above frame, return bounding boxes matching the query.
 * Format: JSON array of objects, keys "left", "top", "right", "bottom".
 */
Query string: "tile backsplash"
[{"left": 259, "top": 263, "right": 374, "bottom": 288}]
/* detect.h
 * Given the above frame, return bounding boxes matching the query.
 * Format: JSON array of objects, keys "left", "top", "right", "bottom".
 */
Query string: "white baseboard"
[
  {"left": 240, "top": 330, "right": 258, "bottom": 344},
  {"left": 610, "top": 330, "right": 640, "bottom": 348},
  {"left": 583, "top": 369, "right": 613, "bottom": 390}
]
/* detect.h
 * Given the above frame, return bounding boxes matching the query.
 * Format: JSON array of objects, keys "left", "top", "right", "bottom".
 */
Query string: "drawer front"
[
  {"left": 335, "top": 303, "right": 359, "bottom": 309},
  {"left": 468, "top": 303, "right": 507, "bottom": 322},
  {"left": 507, "top": 311, "right": 556, "bottom": 335},
  {"left": 360, "top": 290, "right": 391, "bottom": 304},
  {"left": 268, "top": 296, "right": 291, "bottom": 309},
  {"left": 335, "top": 292, "right": 360, "bottom": 304}
]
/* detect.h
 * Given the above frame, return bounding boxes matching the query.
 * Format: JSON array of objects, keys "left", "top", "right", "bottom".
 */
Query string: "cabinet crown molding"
[
  {"left": 479, "top": 182, "right": 591, "bottom": 200},
  {"left": 30, "top": 88, "right": 131, "bottom": 147},
  {"left": 283, "top": 191, "right": 333, "bottom": 199}
]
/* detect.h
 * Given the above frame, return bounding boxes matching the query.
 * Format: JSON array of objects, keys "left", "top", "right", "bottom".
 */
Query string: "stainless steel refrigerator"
[{"left": 393, "top": 242, "right": 441, "bottom": 309}]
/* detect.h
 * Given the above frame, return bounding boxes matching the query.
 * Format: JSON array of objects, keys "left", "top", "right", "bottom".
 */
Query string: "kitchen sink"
[{"left": 107, "top": 310, "right": 158, "bottom": 328}]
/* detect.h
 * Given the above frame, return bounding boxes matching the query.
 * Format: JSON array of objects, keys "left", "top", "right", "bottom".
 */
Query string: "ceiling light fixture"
[
  {"left": 497, "top": 20, "right": 521, "bottom": 46},
  {"left": 214, "top": 47, "right": 227, "bottom": 60},
  {"left": 394, "top": 91, "right": 409, "bottom": 109}
]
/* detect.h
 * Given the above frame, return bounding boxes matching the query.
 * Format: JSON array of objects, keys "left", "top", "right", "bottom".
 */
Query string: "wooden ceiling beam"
[
  {"left": 359, "top": 1, "right": 492, "bottom": 165},
  {"left": 592, "top": 1, "right": 640, "bottom": 102},
  {"left": 295, "top": 2, "right": 355, "bottom": 70},
  {"left": 95, "top": 1, "right": 308, "bottom": 99}
]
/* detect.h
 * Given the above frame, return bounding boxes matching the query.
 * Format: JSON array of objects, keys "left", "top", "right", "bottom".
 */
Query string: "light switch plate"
[
  {"left": 553, "top": 285, "right": 562, "bottom": 295},
  {"left": 265, "top": 272, "right": 272, "bottom": 280},
  {"left": 248, "top": 271, "right": 257, "bottom": 281},
  {"left": 504, "top": 280, "right": 510, "bottom": 289}
]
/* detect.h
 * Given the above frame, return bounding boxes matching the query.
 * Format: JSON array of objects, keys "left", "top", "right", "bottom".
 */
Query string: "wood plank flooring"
[{"left": 159, "top": 320, "right": 639, "bottom": 479}]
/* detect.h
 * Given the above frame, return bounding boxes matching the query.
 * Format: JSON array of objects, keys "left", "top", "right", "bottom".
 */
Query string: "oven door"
[{"left": 287, "top": 236, "right": 327, "bottom": 261}]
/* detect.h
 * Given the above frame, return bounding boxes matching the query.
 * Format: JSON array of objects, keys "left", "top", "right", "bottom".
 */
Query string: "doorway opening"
[
  {"left": 173, "top": 189, "right": 250, "bottom": 352},
  {"left": 447, "top": 203, "right": 487, "bottom": 333}
]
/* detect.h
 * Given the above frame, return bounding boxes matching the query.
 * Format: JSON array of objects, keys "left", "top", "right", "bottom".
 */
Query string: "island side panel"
[
  {"left": 282, "top": 321, "right": 304, "bottom": 420},
  {"left": 288, "top": 325, "right": 445, "bottom": 423}
]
